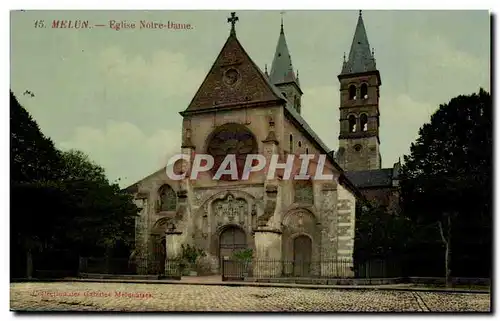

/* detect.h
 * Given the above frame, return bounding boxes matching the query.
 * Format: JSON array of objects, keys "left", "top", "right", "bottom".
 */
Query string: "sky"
[{"left": 10, "top": 10, "right": 490, "bottom": 188}]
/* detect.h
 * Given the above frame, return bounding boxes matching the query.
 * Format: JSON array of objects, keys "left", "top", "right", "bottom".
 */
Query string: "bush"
[
  {"left": 232, "top": 248, "right": 253, "bottom": 262},
  {"left": 180, "top": 244, "right": 206, "bottom": 264}
]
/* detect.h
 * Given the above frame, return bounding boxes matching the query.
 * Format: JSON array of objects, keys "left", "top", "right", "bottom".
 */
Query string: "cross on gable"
[{"left": 227, "top": 12, "right": 239, "bottom": 35}]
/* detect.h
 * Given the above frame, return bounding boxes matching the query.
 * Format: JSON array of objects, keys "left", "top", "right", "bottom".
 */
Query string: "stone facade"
[{"left": 336, "top": 72, "right": 382, "bottom": 172}]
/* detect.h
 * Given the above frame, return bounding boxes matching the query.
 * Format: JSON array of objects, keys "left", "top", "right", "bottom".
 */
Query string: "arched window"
[
  {"left": 360, "top": 113, "right": 368, "bottom": 132},
  {"left": 289, "top": 134, "right": 293, "bottom": 153},
  {"left": 306, "top": 148, "right": 309, "bottom": 154},
  {"left": 294, "top": 95, "right": 300, "bottom": 112},
  {"left": 360, "top": 83, "right": 368, "bottom": 99},
  {"left": 206, "top": 123, "right": 258, "bottom": 180},
  {"left": 298, "top": 141, "right": 302, "bottom": 148},
  {"left": 348, "top": 115, "right": 357, "bottom": 133},
  {"left": 157, "top": 184, "right": 176, "bottom": 212},
  {"left": 348, "top": 85, "right": 357, "bottom": 100},
  {"left": 294, "top": 180, "right": 314, "bottom": 204}
]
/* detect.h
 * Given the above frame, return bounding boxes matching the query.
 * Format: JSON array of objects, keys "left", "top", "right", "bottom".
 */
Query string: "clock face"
[{"left": 223, "top": 68, "right": 240, "bottom": 86}]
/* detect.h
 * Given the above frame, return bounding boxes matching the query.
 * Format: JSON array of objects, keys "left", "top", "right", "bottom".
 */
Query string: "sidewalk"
[{"left": 11, "top": 275, "right": 490, "bottom": 294}]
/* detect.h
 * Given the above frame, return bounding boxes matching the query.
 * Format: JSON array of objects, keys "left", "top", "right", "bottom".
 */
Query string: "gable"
[
  {"left": 184, "top": 34, "right": 283, "bottom": 113},
  {"left": 123, "top": 161, "right": 183, "bottom": 195}
]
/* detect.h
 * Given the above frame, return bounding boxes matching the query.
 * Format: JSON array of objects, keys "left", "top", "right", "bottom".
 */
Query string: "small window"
[
  {"left": 289, "top": 134, "right": 293, "bottom": 153},
  {"left": 360, "top": 83, "right": 368, "bottom": 99},
  {"left": 348, "top": 115, "right": 357, "bottom": 132},
  {"left": 157, "top": 184, "right": 176, "bottom": 212},
  {"left": 360, "top": 114, "right": 368, "bottom": 132},
  {"left": 306, "top": 148, "right": 309, "bottom": 154},
  {"left": 282, "top": 92, "right": 287, "bottom": 98},
  {"left": 294, "top": 95, "right": 299, "bottom": 108},
  {"left": 354, "top": 144, "right": 362, "bottom": 152},
  {"left": 298, "top": 141, "right": 302, "bottom": 148},
  {"left": 349, "top": 85, "right": 357, "bottom": 100}
]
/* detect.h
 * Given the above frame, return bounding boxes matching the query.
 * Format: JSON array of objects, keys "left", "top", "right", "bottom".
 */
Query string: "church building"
[{"left": 126, "top": 11, "right": 399, "bottom": 277}]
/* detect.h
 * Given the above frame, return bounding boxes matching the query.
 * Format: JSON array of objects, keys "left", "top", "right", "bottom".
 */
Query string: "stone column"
[
  {"left": 252, "top": 112, "right": 283, "bottom": 278},
  {"left": 253, "top": 227, "right": 282, "bottom": 278},
  {"left": 133, "top": 196, "right": 149, "bottom": 275},
  {"left": 319, "top": 182, "right": 338, "bottom": 277},
  {"left": 336, "top": 187, "right": 356, "bottom": 277},
  {"left": 165, "top": 230, "right": 183, "bottom": 275}
]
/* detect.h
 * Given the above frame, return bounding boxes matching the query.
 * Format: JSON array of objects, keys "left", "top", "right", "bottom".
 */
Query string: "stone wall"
[
  {"left": 361, "top": 187, "right": 400, "bottom": 214},
  {"left": 337, "top": 136, "right": 380, "bottom": 171},
  {"left": 133, "top": 198, "right": 149, "bottom": 274},
  {"left": 335, "top": 183, "right": 356, "bottom": 276}
]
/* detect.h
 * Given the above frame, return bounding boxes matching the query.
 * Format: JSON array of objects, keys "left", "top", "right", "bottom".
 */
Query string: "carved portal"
[{"left": 212, "top": 193, "right": 248, "bottom": 228}]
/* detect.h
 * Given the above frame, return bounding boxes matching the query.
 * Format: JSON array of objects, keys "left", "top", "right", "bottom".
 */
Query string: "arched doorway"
[
  {"left": 219, "top": 225, "right": 247, "bottom": 263},
  {"left": 293, "top": 235, "right": 312, "bottom": 276},
  {"left": 150, "top": 236, "right": 166, "bottom": 275}
]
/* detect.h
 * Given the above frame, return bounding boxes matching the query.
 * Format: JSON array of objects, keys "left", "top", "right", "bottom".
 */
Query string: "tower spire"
[
  {"left": 340, "top": 10, "right": 376, "bottom": 75},
  {"left": 270, "top": 12, "right": 298, "bottom": 86},
  {"left": 280, "top": 11, "right": 285, "bottom": 34}
]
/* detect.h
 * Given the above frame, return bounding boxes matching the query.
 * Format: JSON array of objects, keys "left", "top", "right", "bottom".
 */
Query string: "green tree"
[
  {"left": 354, "top": 202, "right": 413, "bottom": 262},
  {"left": 11, "top": 91, "right": 139, "bottom": 278},
  {"left": 399, "top": 89, "right": 492, "bottom": 285},
  {"left": 10, "top": 91, "right": 62, "bottom": 183},
  {"left": 10, "top": 91, "right": 64, "bottom": 277},
  {"left": 53, "top": 150, "right": 139, "bottom": 256}
]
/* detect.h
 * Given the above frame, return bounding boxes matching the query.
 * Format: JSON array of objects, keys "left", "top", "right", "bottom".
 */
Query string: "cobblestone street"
[{"left": 10, "top": 282, "right": 491, "bottom": 312}]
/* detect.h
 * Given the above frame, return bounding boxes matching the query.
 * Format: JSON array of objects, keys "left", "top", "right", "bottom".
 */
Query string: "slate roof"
[
  {"left": 345, "top": 168, "right": 396, "bottom": 188},
  {"left": 340, "top": 11, "right": 377, "bottom": 75},
  {"left": 269, "top": 21, "right": 298, "bottom": 85}
]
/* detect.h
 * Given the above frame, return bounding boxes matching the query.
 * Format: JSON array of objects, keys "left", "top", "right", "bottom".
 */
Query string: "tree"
[
  {"left": 54, "top": 150, "right": 138, "bottom": 257},
  {"left": 354, "top": 202, "right": 413, "bottom": 273},
  {"left": 59, "top": 149, "right": 108, "bottom": 182},
  {"left": 10, "top": 91, "right": 62, "bottom": 183},
  {"left": 10, "top": 91, "right": 64, "bottom": 277},
  {"left": 11, "top": 91, "right": 140, "bottom": 278},
  {"left": 400, "top": 89, "right": 492, "bottom": 285}
]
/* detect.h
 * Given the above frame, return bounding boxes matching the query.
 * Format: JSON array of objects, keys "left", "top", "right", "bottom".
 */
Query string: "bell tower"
[{"left": 336, "top": 11, "right": 382, "bottom": 171}]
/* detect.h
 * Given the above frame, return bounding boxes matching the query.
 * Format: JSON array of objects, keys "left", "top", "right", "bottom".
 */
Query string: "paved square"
[{"left": 10, "top": 282, "right": 491, "bottom": 312}]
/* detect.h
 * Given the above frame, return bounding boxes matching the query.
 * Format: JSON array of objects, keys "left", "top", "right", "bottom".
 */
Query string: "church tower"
[
  {"left": 269, "top": 17, "right": 303, "bottom": 113},
  {"left": 336, "top": 11, "right": 382, "bottom": 171}
]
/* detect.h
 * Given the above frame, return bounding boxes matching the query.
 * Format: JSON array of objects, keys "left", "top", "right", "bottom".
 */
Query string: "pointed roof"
[
  {"left": 340, "top": 10, "right": 377, "bottom": 75},
  {"left": 269, "top": 18, "right": 298, "bottom": 86},
  {"left": 182, "top": 17, "right": 284, "bottom": 113}
]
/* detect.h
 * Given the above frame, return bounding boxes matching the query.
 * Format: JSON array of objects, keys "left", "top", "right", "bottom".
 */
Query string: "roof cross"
[
  {"left": 227, "top": 12, "right": 239, "bottom": 36},
  {"left": 280, "top": 11, "right": 285, "bottom": 33}
]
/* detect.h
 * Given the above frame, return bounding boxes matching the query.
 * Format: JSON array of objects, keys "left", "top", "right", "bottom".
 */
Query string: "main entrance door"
[
  {"left": 293, "top": 235, "right": 312, "bottom": 276},
  {"left": 150, "top": 236, "right": 166, "bottom": 275},
  {"left": 219, "top": 226, "right": 246, "bottom": 274},
  {"left": 219, "top": 226, "right": 246, "bottom": 260}
]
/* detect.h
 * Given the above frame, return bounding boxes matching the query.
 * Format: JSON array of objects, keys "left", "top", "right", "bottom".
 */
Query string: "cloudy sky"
[{"left": 10, "top": 10, "right": 490, "bottom": 187}]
